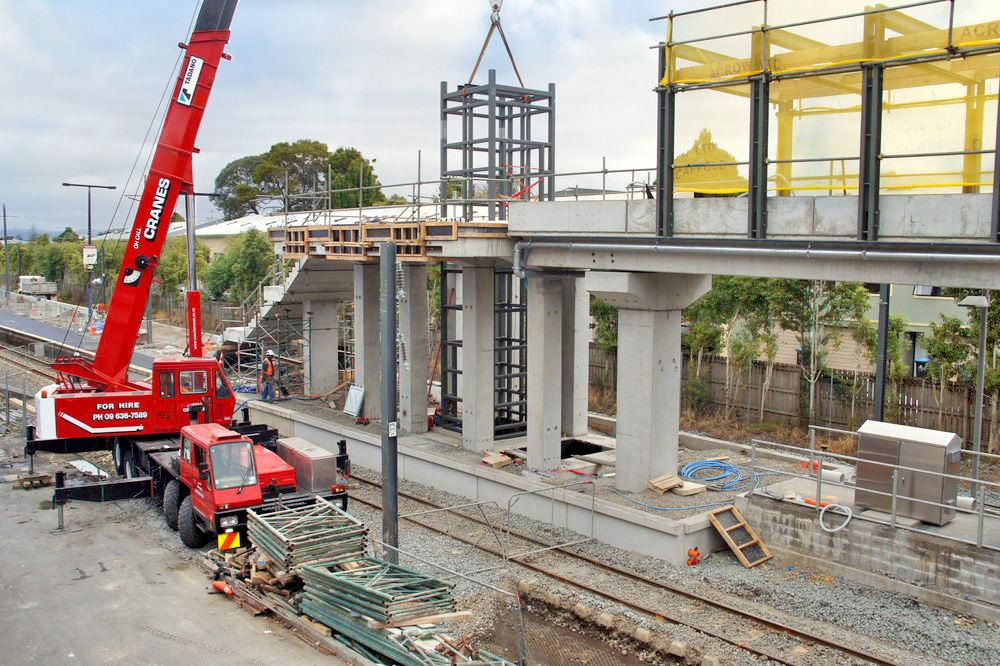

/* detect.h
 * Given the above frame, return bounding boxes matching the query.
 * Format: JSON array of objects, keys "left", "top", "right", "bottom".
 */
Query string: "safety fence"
[
  {"left": 750, "top": 425, "right": 1000, "bottom": 552},
  {"left": 590, "top": 345, "right": 996, "bottom": 447}
]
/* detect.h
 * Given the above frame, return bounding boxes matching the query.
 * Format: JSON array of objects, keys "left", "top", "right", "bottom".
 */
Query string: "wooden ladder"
[{"left": 708, "top": 505, "right": 772, "bottom": 568}]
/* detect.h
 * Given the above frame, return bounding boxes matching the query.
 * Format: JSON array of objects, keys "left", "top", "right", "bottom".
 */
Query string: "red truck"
[{"left": 34, "top": 0, "right": 349, "bottom": 550}]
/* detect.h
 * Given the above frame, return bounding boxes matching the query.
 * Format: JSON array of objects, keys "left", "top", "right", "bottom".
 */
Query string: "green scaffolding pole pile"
[{"left": 247, "top": 496, "right": 368, "bottom": 570}]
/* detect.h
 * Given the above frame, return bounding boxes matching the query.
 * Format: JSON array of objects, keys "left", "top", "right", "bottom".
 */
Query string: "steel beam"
[
  {"left": 858, "top": 63, "right": 884, "bottom": 241},
  {"left": 748, "top": 75, "right": 770, "bottom": 239},
  {"left": 656, "top": 46, "right": 675, "bottom": 237}
]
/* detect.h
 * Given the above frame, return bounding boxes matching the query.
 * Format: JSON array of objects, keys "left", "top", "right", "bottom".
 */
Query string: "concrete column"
[
  {"left": 527, "top": 276, "right": 562, "bottom": 469},
  {"left": 461, "top": 266, "right": 495, "bottom": 451},
  {"left": 586, "top": 272, "right": 710, "bottom": 492},
  {"left": 303, "top": 299, "right": 340, "bottom": 395},
  {"left": 561, "top": 275, "right": 589, "bottom": 437},
  {"left": 399, "top": 264, "right": 429, "bottom": 433},
  {"left": 616, "top": 308, "right": 681, "bottom": 491},
  {"left": 353, "top": 264, "right": 380, "bottom": 419}
]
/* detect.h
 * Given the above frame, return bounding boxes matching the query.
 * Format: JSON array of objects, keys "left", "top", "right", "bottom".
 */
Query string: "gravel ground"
[{"left": 348, "top": 463, "right": 1000, "bottom": 666}]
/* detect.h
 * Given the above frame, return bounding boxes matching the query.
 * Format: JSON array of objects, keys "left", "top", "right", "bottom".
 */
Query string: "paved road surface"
[{"left": 0, "top": 443, "right": 341, "bottom": 665}]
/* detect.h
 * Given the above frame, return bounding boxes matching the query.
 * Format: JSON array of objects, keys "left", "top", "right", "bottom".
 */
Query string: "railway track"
[
  {"left": 0, "top": 344, "right": 57, "bottom": 381},
  {"left": 349, "top": 474, "right": 906, "bottom": 666}
]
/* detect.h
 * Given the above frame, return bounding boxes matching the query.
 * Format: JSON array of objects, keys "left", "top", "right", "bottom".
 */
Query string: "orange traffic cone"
[{"left": 210, "top": 580, "right": 233, "bottom": 596}]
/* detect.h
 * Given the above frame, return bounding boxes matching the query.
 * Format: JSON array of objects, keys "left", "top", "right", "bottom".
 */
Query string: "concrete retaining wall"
[{"left": 737, "top": 493, "right": 1000, "bottom": 617}]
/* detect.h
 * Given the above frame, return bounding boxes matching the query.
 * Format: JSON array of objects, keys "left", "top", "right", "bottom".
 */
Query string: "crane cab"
[{"left": 152, "top": 358, "right": 236, "bottom": 432}]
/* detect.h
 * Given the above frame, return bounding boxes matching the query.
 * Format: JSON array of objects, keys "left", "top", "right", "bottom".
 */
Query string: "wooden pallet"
[
  {"left": 14, "top": 473, "right": 53, "bottom": 489},
  {"left": 647, "top": 474, "right": 683, "bottom": 494},
  {"left": 708, "top": 505, "right": 771, "bottom": 568}
]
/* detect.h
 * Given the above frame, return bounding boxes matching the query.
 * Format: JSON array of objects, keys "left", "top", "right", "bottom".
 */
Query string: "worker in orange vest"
[{"left": 260, "top": 349, "right": 276, "bottom": 402}]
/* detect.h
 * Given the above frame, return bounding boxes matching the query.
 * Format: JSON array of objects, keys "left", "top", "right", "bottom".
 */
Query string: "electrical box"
[
  {"left": 855, "top": 420, "right": 961, "bottom": 525},
  {"left": 276, "top": 437, "right": 341, "bottom": 494}
]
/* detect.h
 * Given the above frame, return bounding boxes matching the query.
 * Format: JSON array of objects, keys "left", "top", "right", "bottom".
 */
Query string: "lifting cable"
[{"left": 466, "top": 0, "right": 526, "bottom": 89}]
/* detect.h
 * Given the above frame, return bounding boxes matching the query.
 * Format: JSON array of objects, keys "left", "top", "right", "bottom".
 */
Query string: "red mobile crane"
[{"left": 29, "top": 0, "right": 348, "bottom": 549}]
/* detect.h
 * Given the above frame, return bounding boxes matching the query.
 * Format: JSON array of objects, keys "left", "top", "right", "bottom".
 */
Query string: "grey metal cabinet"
[{"left": 855, "top": 420, "right": 961, "bottom": 525}]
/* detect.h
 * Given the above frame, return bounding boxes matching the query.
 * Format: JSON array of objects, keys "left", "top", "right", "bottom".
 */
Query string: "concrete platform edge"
[{"left": 248, "top": 401, "right": 722, "bottom": 562}]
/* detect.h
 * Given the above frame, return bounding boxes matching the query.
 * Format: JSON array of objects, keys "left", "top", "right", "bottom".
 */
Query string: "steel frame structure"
[
  {"left": 440, "top": 69, "right": 556, "bottom": 221},
  {"left": 654, "top": 0, "right": 1000, "bottom": 242},
  {"left": 439, "top": 266, "right": 463, "bottom": 434},
  {"left": 493, "top": 269, "right": 527, "bottom": 439},
  {"left": 437, "top": 267, "right": 529, "bottom": 439}
]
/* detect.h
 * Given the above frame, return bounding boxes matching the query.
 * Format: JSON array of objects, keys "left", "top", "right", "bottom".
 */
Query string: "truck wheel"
[
  {"left": 178, "top": 496, "right": 209, "bottom": 548},
  {"left": 112, "top": 440, "right": 125, "bottom": 476},
  {"left": 124, "top": 455, "right": 138, "bottom": 479},
  {"left": 163, "top": 480, "right": 181, "bottom": 531}
]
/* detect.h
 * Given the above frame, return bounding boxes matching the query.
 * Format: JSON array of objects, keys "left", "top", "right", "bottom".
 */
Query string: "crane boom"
[{"left": 53, "top": 0, "right": 238, "bottom": 390}]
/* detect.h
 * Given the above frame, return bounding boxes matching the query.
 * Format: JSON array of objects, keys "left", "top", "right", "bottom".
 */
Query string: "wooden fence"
[{"left": 589, "top": 344, "right": 991, "bottom": 443}]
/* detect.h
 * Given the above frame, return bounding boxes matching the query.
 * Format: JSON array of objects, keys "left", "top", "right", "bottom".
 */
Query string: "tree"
[
  {"left": 54, "top": 227, "right": 82, "bottom": 243},
  {"left": 213, "top": 141, "right": 388, "bottom": 220},
  {"left": 215, "top": 154, "right": 265, "bottom": 219},
  {"left": 203, "top": 229, "right": 274, "bottom": 302},
  {"left": 852, "top": 314, "right": 910, "bottom": 424},
  {"left": 156, "top": 236, "right": 210, "bottom": 296},
  {"left": 773, "top": 280, "right": 871, "bottom": 424},
  {"left": 590, "top": 296, "right": 618, "bottom": 353},
  {"left": 925, "top": 314, "right": 973, "bottom": 430}
]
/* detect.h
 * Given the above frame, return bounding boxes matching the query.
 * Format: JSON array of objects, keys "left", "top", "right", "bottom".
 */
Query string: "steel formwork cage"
[
  {"left": 438, "top": 266, "right": 529, "bottom": 439},
  {"left": 440, "top": 69, "right": 556, "bottom": 221},
  {"left": 652, "top": 0, "right": 1000, "bottom": 242}
]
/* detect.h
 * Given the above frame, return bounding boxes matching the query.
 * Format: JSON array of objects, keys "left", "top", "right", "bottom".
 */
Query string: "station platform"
[
  {"left": 245, "top": 399, "right": 730, "bottom": 565},
  {"left": 0, "top": 309, "right": 154, "bottom": 371}
]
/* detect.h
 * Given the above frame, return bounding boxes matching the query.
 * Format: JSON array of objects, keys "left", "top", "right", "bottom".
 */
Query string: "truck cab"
[{"left": 176, "top": 423, "right": 297, "bottom": 549}]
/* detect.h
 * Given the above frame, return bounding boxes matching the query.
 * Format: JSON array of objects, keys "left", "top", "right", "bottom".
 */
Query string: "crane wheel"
[
  {"left": 178, "top": 496, "right": 209, "bottom": 548},
  {"left": 163, "top": 480, "right": 181, "bottom": 531},
  {"left": 112, "top": 440, "right": 125, "bottom": 476}
]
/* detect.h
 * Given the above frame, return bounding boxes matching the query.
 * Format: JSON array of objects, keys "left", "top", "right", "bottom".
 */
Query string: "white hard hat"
[{"left": 266, "top": 349, "right": 275, "bottom": 356}]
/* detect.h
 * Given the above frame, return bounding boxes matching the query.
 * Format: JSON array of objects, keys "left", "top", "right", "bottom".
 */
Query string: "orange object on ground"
[
  {"left": 802, "top": 497, "right": 830, "bottom": 508},
  {"left": 687, "top": 547, "right": 701, "bottom": 565},
  {"left": 210, "top": 580, "right": 233, "bottom": 596}
]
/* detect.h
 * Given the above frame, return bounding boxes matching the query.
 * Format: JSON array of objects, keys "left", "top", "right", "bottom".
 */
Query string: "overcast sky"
[{"left": 1, "top": 0, "right": 995, "bottom": 235}]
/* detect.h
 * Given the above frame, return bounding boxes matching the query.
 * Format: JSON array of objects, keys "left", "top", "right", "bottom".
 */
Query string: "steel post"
[
  {"left": 890, "top": 469, "right": 899, "bottom": 529},
  {"left": 185, "top": 194, "right": 198, "bottom": 291},
  {"left": 972, "top": 290, "right": 988, "bottom": 480},
  {"left": 380, "top": 242, "right": 399, "bottom": 564},
  {"left": 857, "top": 64, "right": 884, "bottom": 241},
  {"left": 976, "top": 484, "right": 985, "bottom": 547},
  {"left": 748, "top": 75, "right": 769, "bottom": 239},
  {"left": 992, "top": 80, "right": 1000, "bottom": 242},
  {"left": 655, "top": 46, "right": 675, "bottom": 237},
  {"left": 873, "top": 284, "right": 890, "bottom": 421}
]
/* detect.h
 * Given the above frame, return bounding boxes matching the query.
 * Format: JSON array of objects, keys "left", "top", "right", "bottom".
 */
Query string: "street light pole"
[{"left": 62, "top": 182, "right": 115, "bottom": 326}]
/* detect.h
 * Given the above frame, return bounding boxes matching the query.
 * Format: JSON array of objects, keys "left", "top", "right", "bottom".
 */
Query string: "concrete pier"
[
  {"left": 461, "top": 266, "right": 495, "bottom": 451},
  {"left": 303, "top": 299, "right": 340, "bottom": 395},
  {"left": 353, "top": 264, "right": 380, "bottom": 419},
  {"left": 526, "top": 275, "right": 563, "bottom": 469},
  {"left": 587, "top": 272, "right": 710, "bottom": 492},
  {"left": 399, "top": 264, "right": 429, "bottom": 433}
]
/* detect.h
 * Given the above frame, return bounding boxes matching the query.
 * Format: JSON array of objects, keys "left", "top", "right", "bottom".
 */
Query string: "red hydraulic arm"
[{"left": 53, "top": 0, "right": 238, "bottom": 390}]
